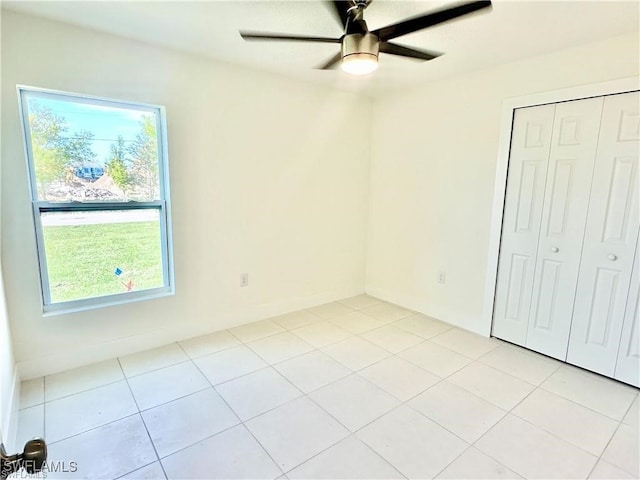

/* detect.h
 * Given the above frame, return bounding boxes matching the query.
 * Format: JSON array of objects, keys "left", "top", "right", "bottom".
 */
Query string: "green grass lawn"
[{"left": 43, "top": 221, "right": 163, "bottom": 303}]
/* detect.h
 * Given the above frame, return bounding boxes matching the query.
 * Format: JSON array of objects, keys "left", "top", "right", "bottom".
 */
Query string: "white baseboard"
[
  {"left": 366, "top": 285, "right": 491, "bottom": 337},
  {"left": 17, "top": 286, "right": 364, "bottom": 380}
]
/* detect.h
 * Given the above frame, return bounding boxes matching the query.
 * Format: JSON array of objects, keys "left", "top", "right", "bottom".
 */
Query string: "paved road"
[{"left": 41, "top": 209, "right": 159, "bottom": 227}]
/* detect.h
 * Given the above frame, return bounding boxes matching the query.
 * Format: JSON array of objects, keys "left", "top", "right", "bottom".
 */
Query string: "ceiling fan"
[{"left": 240, "top": 0, "right": 492, "bottom": 75}]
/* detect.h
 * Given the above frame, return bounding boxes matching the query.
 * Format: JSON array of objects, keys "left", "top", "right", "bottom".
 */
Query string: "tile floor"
[{"left": 14, "top": 296, "right": 640, "bottom": 479}]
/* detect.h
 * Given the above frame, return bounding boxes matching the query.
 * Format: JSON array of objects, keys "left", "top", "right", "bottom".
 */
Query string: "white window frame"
[{"left": 17, "top": 85, "right": 175, "bottom": 315}]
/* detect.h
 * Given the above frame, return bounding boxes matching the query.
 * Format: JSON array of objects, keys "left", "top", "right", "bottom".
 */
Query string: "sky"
[{"left": 29, "top": 96, "right": 152, "bottom": 167}]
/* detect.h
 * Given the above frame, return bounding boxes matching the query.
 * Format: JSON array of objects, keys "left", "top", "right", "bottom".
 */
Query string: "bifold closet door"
[
  {"left": 492, "top": 104, "right": 555, "bottom": 346},
  {"left": 524, "top": 96, "right": 604, "bottom": 360},
  {"left": 567, "top": 92, "right": 640, "bottom": 377},
  {"left": 615, "top": 237, "right": 640, "bottom": 387}
]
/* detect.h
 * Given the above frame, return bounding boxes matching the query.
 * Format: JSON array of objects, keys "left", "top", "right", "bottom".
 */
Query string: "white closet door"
[
  {"left": 615, "top": 237, "right": 640, "bottom": 387},
  {"left": 525, "top": 97, "right": 604, "bottom": 360},
  {"left": 567, "top": 92, "right": 640, "bottom": 375},
  {"left": 492, "top": 104, "right": 555, "bottom": 345}
]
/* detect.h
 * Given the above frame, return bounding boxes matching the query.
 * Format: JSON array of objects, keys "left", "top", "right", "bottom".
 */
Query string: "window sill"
[{"left": 42, "top": 286, "right": 175, "bottom": 317}]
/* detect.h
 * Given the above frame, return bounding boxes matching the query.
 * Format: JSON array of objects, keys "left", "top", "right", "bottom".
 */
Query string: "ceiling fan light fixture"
[
  {"left": 341, "top": 32, "right": 379, "bottom": 75},
  {"left": 341, "top": 53, "right": 378, "bottom": 75}
]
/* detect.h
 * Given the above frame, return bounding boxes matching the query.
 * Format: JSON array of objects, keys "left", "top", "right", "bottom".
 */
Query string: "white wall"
[
  {"left": 0, "top": 9, "right": 20, "bottom": 448},
  {"left": 366, "top": 32, "right": 640, "bottom": 336},
  {"left": 1, "top": 10, "right": 372, "bottom": 379}
]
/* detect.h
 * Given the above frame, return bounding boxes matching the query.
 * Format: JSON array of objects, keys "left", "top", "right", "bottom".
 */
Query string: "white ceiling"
[{"left": 4, "top": 0, "right": 639, "bottom": 94}]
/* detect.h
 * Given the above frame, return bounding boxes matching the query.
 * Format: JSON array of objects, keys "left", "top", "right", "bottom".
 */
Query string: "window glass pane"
[
  {"left": 41, "top": 209, "right": 164, "bottom": 303},
  {"left": 24, "top": 94, "right": 161, "bottom": 202}
]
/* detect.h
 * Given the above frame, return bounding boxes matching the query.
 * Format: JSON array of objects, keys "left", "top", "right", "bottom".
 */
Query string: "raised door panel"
[
  {"left": 525, "top": 96, "right": 604, "bottom": 360},
  {"left": 615, "top": 239, "right": 640, "bottom": 387},
  {"left": 492, "top": 104, "right": 555, "bottom": 345},
  {"left": 568, "top": 92, "right": 640, "bottom": 376}
]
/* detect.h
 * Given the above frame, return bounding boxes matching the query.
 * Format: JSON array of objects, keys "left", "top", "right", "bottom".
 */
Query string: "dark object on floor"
[{"left": 0, "top": 438, "right": 47, "bottom": 480}]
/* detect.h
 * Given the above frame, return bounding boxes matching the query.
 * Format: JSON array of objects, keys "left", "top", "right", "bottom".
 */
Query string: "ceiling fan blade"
[
  {"left": 315, "top": 52, "right": 343, "bottom": 70},
  {"left": 379, "top": 42, "right": 442, "bottom": 61},
  {"left": 325, "top": 1, "right": 352, "bottom": 29},
  {"left": 240, "top": 31, "right": 341, "bottom": 43},
  {"left": 372, "top": 0, "right": 492, "bottom": 41}
]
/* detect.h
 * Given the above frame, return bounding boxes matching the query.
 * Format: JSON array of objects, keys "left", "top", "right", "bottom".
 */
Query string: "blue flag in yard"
[{"left": 114, "top": 268, "right": 123, "bottom": 276}]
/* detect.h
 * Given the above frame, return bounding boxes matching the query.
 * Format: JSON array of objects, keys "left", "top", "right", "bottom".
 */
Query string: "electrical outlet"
[
  {"left": 240, "top": 273, "right": 249, "bottom": 287},
  {"left": 438, "top": 272, "right": 446, "bottom": 284}
]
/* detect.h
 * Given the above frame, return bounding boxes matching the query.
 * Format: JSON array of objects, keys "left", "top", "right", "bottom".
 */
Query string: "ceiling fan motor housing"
[{"left": 341, "top": 32, "right": 379, "bottom": 61}]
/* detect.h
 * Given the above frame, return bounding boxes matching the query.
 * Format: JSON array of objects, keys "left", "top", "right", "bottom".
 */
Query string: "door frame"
[{"left": 481, "top": 76, "right": 640, "bottom": 337}]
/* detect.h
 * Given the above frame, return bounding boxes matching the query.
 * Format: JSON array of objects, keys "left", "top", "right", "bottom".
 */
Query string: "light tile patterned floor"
[{"left": 14, "top": 296, "right": 640, "bottom": 479}]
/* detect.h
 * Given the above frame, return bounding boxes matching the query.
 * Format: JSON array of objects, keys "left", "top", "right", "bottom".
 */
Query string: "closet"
[{"left": 492, "top": 90, "right": 639, "bottom": 387}]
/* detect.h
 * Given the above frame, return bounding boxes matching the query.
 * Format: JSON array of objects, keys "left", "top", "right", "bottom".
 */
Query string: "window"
[{"left": 18, "top": 86, "right": 174, "bottom": 314}]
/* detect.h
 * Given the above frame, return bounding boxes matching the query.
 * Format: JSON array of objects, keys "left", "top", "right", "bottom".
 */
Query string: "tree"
[
  {"left": 64, "top": 130, "right": 96, "bottom": 170},
  {"left": 28, "top": 101, "right": 97, "bottom": 196},
  {"left": 28, "top": 101, "right": 69, "bottom": 194},
  {"left": 128, "top": 115, "right": 159, "bottom": 199},
  {"left": 105, "top": 135, "right": 133, "bottom": 196}
]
